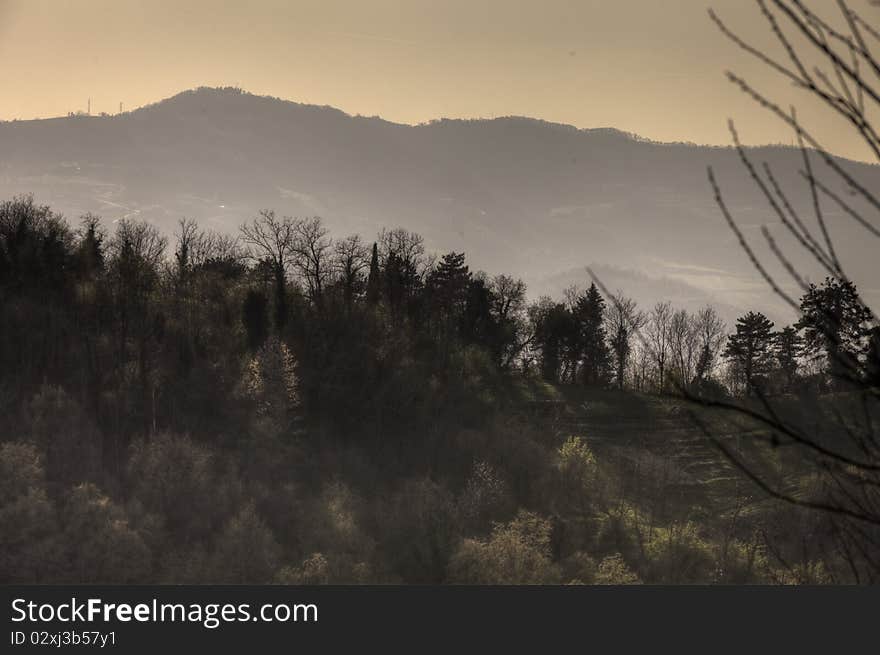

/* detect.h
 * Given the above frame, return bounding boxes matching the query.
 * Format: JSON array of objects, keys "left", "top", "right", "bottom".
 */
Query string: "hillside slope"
[{"left": 2, "top": 87, "right": 877, "bottom": 321}]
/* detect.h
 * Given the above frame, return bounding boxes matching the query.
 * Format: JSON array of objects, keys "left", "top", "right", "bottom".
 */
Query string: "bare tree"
[
  {"left": 292, "top": 216, "right": 332, "bottom": 308},
  {"left": 490, "top": 274, "right": 527, "bottom": 322},
  {"left": 490, "top": 274, "right": 530, "bottom": 369},
  {"left": 702, "top": 0, "right": 880, "bottom": 581},
  {"left": 377, "top": 227, "right": 433, "bottom": 314},
  {"left": 240, "top": 210, "right": 298, "bottom": 331},
  {"left": 334, "top": 233, "right": 369, "bottom": 309},
  {"left": 106, "top": 219, "right": 168, "bottom": 438},
  {"left": 202, "top": 232, "right": 243, "bottom": 266},
  {"left": 173, "top": 218, "right": 200, "bottom": 284},
  {"left": 605, "top": 292, "right": 647, "bottom": 389},
  {"left": 693, "top": 306, "right": 727, "bottom": 382},
  {"left": 108, "top": 219, "right": 167, "bottom": 269},
  {"left": 377, "top": 227, "right": 432, "bottom": 283},
  {"left": 670, "top": 308, "right": 699, "bottom": 388},
  {"left": 646, "top": 301, "right": 674, "bottom": 391},
  {"left": 175, "top": 218, "right": 243, "bottom": 278}
]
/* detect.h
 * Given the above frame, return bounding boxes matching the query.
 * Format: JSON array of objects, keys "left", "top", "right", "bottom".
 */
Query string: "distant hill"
[{"left": 2, "top": 86, "right": 877, "bottom": 323}]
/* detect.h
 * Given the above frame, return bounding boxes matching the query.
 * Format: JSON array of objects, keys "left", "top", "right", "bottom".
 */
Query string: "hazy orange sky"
[{"left": 0, "top": 0, "right": 875, "bottom": 160}]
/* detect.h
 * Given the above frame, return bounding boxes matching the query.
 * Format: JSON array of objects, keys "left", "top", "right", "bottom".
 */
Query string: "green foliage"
[
  {"left": 378, "top": 478, "right": 459, "bottom": 583},
  {"left": 723, "top": 311, "right": 775, "bottom": 396},
  {"left": 529, "top": 298, "right": 577, "bottom": 383},
  {"left": 366, "top": 242, "right": 380, "bottom": 305},
  {"left": 574, "top": 284, "right": 610, "bottom": 386},
  {"left": 714, "top": 538, "right": 768, "bottom": 584},
  {"left": 58, "top": 483, "right": 150, "bottom": 583},
  {"left": 594, "top": 554, "right": 641, "bottom": 585},
  {"left": 208, "top": 503, "right": 282, "bottom": 583},
  {"left": 238, "top": 336, "right": 300, "bottom": 426},
  {"left": 557, "top": 436, "right": 599, "bottom": 514},
  {"left": 448, "top": 511, "right": 562, "bottom": 584},
  {"left": 798, "top": 277, "right": 873, "bottom": 385},
  {"left": 774, "top": 326, "right": 803, "bottom": 393},
  {"left": 242, "top": 288, "right": 270, "bottom": 350},
  {"left": 560, "top": 550, "right": 598, "bottom": 584},
  {"left": 27, "top": 386, "right": 101, "bottom": 487},
  {"left": 277, "top": 553, "right": 331, "bottom": 584},
  {"left": 428, "top": 251, "right": 469, "bottom": 320},
  {"left": 1, "top": 200, "right": 869, "bottom": 584},
  {"left": 0, "top": 442, "right": 58, "bottom": 582},
  {"left": 295, "top": 482, "right": 376, "bottom": 583},
  {"left": 457, "top": 460, "right": 512, "bottom": 533},
  {"left": 772, "top": 560, "right": 833, "bottom": 585},
  {"left": 594, "top": 503, "right": 644, "bottom": 564},
  {"left": 277, "top": 552, "right": 372, "bottom": 585},
  {"left": 642, "top": 522, "right": 715, "bottom": 584},
  {"left": 126, "top": 433, "right": 238, "bottom": 543}
]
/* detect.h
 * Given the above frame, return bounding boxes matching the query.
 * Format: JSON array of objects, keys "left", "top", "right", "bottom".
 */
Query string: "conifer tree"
[
  {"left": 428, "top": 252, "right": 470, "bottom": 321},
  {"left": 575, "top": 283, "right": 610, "bottom": 386},
  {"left": 774, "top": 326, "right": 802, "bottom": 393},
  {"left": 797, "top": 278, "right": 873, "bottom": 386},
  {"left": 723, "top": 311, "right": 775, "bottom": 396},
  {"left": 366, "top": 242, "right": 380, "bottom": 306}
]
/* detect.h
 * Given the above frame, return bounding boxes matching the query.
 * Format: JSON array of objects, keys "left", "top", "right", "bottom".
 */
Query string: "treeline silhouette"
[{"left": 1, "top": 195, "right": 876, "bottom": 584}]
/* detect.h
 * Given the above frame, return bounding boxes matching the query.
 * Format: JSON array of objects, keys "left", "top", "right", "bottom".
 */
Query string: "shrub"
[
  {"left": 457, "top": 459, "right": 512, "bottom": 534},
  {"left": 0, "top": 442, "right": 58, "bottom": 582},
  {"left": 27, "top": 385, "right": 101, "bottom": 487},
  {"left": 643, "top": 522, "right": 714, "bottom": 584},
  {"left": 59, "top": 483, "right": 150, "bottom": 583},
  {"left": 126, "top": 433, "right": 238, "bottom": 543},
  {"left": 557, "top": 436, "right": 599, "bottom": 515},
  {"left": 594, "top": 553, "right": 641, "bottom": 585},
  {"left": 295, "top": 481, "right": 376, "bottom": 583},
  {"left": 561, "top": 550, "right": 598, "bottom": 584},
  {"left": 208, "top": 503, "right": 282, "bottom": 583},
  {"left": 277, "top": 553, "right": 330, "bottom": 585},
  {"left": 713, "top": 538, "right": 769, "bottom": 584},
  {"left": 594, "top": 503, "right": 644, "bottom": 563},
  {"left": 276, "top": 552, "right": 372, "bottom": 585},
  {"left": 378, "top": 477, "right": 459, "bottom": 583},
  {"left": 447, "top": 510, "right": 562, "bottom": 584},
  {"left": 239, "top": 336, "right": 300, "bottom": 419}
]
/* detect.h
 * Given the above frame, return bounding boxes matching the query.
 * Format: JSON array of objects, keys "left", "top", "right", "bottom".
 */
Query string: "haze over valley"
[{"left": 2, "top": 86, "right": 878, "bottom": 324}]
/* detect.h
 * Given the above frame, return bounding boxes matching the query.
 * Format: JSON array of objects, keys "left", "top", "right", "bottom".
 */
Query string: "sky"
[{"left": 0, "top": 0, "right": 875, "bottom": 160}]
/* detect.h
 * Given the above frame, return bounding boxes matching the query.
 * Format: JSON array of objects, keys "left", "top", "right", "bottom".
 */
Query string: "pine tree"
[
  {"left": 462, "top": 275, "right": 495, "bottom": 347},
  {"left": 575, "top": 283, "right": 610, "bottom": 386},
  {"left": 723, "top": 311, "right": 775, "bottom": 396},
  {"left": 797, "top": 277, "right": 873, "bottom": 386},
  {"left": 533, "top": 302, "right": 575, "bottom": 383},
  {"left": 428, "top": 252, "right": 470, "bottom": 319},
  {"left": 774, "top": 326, "right": 803, "bottom": 393},
  {"left": 75, "top": 215, "right": 105, "bottom": 278},
  {"left": 694, "top": 343, "right": 713, "bottom": 382}
]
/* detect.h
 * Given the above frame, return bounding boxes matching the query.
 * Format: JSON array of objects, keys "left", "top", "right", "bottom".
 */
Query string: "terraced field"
[{"left": 515, "top": 381, "right": 791, "bottom": 523}]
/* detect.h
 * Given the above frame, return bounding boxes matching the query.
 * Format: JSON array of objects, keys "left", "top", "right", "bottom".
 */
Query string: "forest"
[{"left": 2, "top": 193, "right": 878, "bottom": 584}]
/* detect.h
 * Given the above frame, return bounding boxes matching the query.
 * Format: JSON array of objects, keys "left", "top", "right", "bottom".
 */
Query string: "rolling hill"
[{"left": 2, "top": 86, "right": 878, "bottom": 324}]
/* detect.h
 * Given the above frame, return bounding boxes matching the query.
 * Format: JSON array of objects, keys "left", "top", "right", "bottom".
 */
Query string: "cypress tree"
[{"left": 366, "top": 242, "right": 380, "bottom": 306}]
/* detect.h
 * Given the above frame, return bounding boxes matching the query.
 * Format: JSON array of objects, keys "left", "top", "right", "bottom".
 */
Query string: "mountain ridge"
[
  {"left": 1, "top": 86, "right": 877, "bottom": 323},
  {"left": 4, "top": 86, "right": 838, "bottom": 156}
]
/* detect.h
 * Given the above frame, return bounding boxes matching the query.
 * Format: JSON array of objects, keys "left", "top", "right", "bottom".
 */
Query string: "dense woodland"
[{"left": 1, "top": 194, "right": 878, "bottom": 584}]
